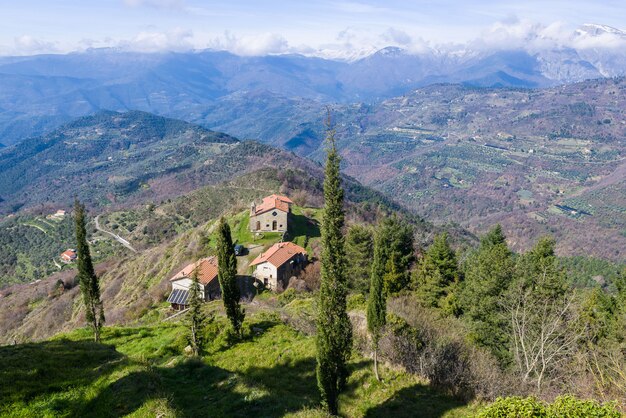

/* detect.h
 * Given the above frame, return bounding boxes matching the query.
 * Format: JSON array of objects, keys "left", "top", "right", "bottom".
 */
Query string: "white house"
[
  {"left": 167, "top": 257, "right": 221, "bottom": 310},
  {"left": 250, "top": 242, "right": 307, "bottom": 291}
]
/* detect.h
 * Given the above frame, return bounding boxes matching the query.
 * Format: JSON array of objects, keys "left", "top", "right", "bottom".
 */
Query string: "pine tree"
[
  {"left": 216, "top": 217, "right": 245, "bottom": 338},
  {"left": 187, "top": 268, "right": 205, "bottom": 356},
  {"left": 345, "top": 224, "right": 374, "bottom": 293},
  {"left": 367, "top": 224, "right": 387, "bottom": 381},
  {"left": 460, "top": 225, "right": 514, "bottom": 364},
  {"left": 516, "top": 236, "right": 567, "bottom": 298},
  {"left": 74, "top": 199, "right": 105, "bottom": 343},
  {"left": 316, "top": 112, "right": 352, "bottom": 415},
  {"left": 481, "top": 224, "right": 507, "bottom": 247},
  {"left": 414, "top": 232, "right": 459, "bottom": 312},
  {"left": 379, "top": 217, "right": 414, "bottom": 294}
]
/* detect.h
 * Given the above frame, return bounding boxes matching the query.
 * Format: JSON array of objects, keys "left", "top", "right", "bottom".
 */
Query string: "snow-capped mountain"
[
  {"left": 576, "top": 23, "right": 626, "bottom": 37},
  {"left": 0, "top": 23, "right": 625, "bottom": 145}
]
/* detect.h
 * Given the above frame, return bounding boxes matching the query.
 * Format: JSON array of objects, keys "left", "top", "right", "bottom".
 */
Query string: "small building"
[
  {"left": 60, "top": 249, "right": 77, "bottom": 263},
  {"left": 48, "top": 209, "right": 67, "bottom": 221},
  {"left": 167, "top": 257, "right": 221, "bottom": 310},
  {"left": 251, "top": 242, "right": 307, "bottom": 291},
  {"left": 249, "top": 194, "right": 293, "bottom": 233}
]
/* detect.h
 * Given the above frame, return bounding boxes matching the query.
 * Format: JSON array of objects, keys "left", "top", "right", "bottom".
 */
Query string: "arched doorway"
[
  {"left": 256, "top": 221, "right": 261, "bottom": 231},
  {"left": 272, "top": 220, "right": 277, "bottom": 230}
]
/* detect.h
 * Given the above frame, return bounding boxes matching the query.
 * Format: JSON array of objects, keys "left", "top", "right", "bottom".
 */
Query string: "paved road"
[{"left": 94, "top": 216, "right": 137, "bottom": 253}]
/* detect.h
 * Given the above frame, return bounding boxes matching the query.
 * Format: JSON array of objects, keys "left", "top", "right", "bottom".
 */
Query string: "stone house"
[
  {"left": 249, "top": 194, "right": 293, "bottom": 233},
  {"left": 60, "top": 249, "right": 77, "bottom": 263},
  {"left": 166, "top": 256, "right": 221, "bottom": 310},
  {"left": 251, "top": 242, "right": 307, "bottom": 290}
]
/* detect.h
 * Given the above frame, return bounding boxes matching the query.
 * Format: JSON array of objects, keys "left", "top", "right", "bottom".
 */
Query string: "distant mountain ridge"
[{"left": 1, "top": 24, "right": 625, "bottom": 145}]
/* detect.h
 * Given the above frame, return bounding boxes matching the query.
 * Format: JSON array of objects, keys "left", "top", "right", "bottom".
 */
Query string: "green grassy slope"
[{"left": 0, "top": 302, "right": 478, "bottom": 418}]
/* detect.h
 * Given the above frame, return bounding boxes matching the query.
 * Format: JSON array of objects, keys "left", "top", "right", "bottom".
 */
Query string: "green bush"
[
  {"left": 347, "top": 293, "right": 367, "bottom": 311},
  {"left": 548, "top": 396, "right": 621, "bottom": 418},
  {"left": 478, "top": 397, "right": 547, "bottom": 417},
  {"left": 277, "top": 288, "right": 298, "bottom": 306},
  {"left": 478, "top": 396, "right": 621, "bottom": 418}
]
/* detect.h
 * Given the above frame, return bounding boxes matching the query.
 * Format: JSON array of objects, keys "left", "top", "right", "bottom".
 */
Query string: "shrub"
[
  {"left": 277, "top": 288, "right": 298, "bottom": 307},
  {"left": 478, "top": 396, "right": 621, "bottom": 418},
  {"left": 387, "top": 295, "right": 509, "bottom": 401},
  {"left": 477, "top": 397, "right": 547, "bottom": 417},
  {"left": 379, "top": 313, "right": 423, "bottom": 373},
  {"left": 298, "top": 261, "right": 321, "bottom": 291},
  {"left": 548, "top": 396, "right": 621, "bottom": 418},
  {"left": 347, "top": 293, "right": 366, "bottom": 311}
]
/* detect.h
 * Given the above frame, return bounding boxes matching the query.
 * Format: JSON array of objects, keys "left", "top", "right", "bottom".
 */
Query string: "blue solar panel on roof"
[{"left": 167, "top": 289, "right": 190, "bottom": 305}]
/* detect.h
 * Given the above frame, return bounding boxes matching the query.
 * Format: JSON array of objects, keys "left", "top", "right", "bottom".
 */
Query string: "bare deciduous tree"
[{"left": 506, "top": 289, "right": 583, "bottom": 392}]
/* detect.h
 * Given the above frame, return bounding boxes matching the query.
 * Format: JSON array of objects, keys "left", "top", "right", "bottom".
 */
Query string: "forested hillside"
[
  {"left": 0, "top": 111, "right": 271, "bottom": 214},
  {"left": 200, "top": 78, "right": 626, "bottom": 260}
]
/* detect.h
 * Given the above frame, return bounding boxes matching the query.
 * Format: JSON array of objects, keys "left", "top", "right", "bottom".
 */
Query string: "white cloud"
[
  {"left": 208, "top": 32, "right": 289, "bottom": 56},
  {"left": 470, "top": 18, "right": 626, "bottom": 53},
  {"left": 118, "top": 28, "right": 194, "bottom": 52},
  {"left": 11, "top": 35, "right": 59, "bottom": 55},
  {"left": 382, "top": 27, "right": 412, "bottom": 46}
]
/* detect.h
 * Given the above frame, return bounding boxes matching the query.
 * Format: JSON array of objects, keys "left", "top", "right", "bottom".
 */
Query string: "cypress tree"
[
  {"left": 367, "top": 224, "right": 387, "bottom": 381},
  {"left": 316, "top": 113, "right": 352, "bottom": 415},
  {"left": 216, "top": 217, "right": 245, "bottom": 338},
  {"left": 74, "top": 199, "right": 105, "bottom": 343},
  {"left": 187, "top": 268, "right": 205, "bottom": 356}
]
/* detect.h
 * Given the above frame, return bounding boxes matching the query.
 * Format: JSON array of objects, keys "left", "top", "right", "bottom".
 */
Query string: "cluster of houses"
[{"left": 167, "top": 194, "right": 308, "bottom": 309}]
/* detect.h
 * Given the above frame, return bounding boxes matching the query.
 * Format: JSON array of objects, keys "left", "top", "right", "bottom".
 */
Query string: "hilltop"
[
  {"left": 0, "top": 110, "right": 270, "bottom": 213},
  {"left": 0, "top": 110, "right": 457, "bottom": 287},
  {"left": 0, "top": 127, "right": 452, "bottom": 341}
]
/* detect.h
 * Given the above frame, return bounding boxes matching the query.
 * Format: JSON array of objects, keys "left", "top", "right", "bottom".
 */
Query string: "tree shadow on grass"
[
  {"left": 0, "top": 339, "right": 123, "bottom": 406},
  {"left": 2, "top": 336, "right": 466, "bottom": 418},
  {"left": 87, "top": 356, "right": 322, "bottom": 418},
  {"left": 287, "top": 213, "right": 321, "bottom": 240},
  {"left": 363, "top": 383, "right": 469, "bottom": 418}
]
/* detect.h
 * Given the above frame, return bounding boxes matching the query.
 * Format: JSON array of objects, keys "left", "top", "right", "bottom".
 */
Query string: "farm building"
[
  {"left": 167, "top": 257, "right": 221, "bottom": 310},
  {"left": 60, "top": 249, "right": 77, "bottom": 263},
  {"left": 251, "top": 242, "right": 307, "bottom": 291},
  {"left": 249, "top": 194, "right": 293, "bottom": 233}
]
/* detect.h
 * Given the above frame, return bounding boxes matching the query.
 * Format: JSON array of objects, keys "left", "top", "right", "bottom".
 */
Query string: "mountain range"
[{"left": 1, "top": 22, "right": 625, "bottom": 145}]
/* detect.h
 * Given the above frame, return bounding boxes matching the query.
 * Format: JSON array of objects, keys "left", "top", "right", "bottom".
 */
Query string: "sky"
[{"left": 1, "top": 0, "right": 625, "bottom": 57}]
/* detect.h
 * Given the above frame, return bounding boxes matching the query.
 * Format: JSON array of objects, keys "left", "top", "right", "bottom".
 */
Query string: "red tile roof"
[
  {"left": 170, "top": 256, "right": 219, "bottom": 285},
  {"left": 253, "top": 194, "right": 293, "bottom": 216},
  {"left": 251, "top": 242, "right": 307, "bottom": 268},
  {"left": 61, "top": 249, "right": 77, "bottom": 260}
]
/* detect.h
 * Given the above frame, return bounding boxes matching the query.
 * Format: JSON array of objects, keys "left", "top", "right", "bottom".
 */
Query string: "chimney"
[{"left": 250, "top": 201, "right": 256, "bottom": 215}]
